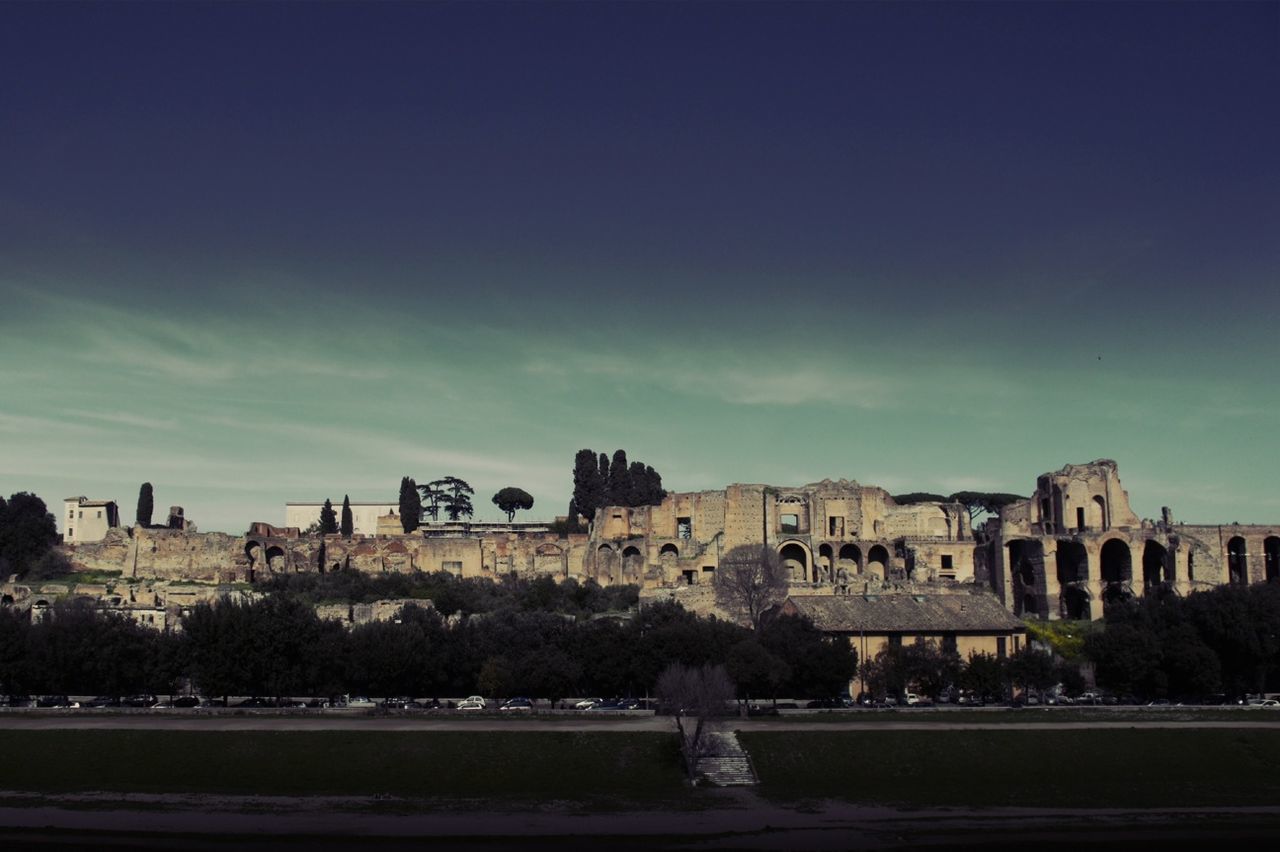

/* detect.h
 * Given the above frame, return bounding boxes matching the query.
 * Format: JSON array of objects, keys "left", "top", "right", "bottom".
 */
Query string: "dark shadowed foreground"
[{"left": 4, "top": 728, "right": 1280, "bottom": 849}]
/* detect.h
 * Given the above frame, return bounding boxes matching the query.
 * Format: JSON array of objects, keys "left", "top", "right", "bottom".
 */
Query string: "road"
[{"left": 4, "top": 712, "right": 1280, "bottom": 731}]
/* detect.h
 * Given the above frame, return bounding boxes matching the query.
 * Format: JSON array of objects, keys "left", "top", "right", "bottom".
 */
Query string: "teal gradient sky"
[{"left": 1, "top": 2, "right": 1277, "bottom": 532}]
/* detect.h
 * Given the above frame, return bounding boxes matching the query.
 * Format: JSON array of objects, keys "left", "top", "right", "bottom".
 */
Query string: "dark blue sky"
[{"left": 2, "top": 2, "right": 1277, "bottom": 530}]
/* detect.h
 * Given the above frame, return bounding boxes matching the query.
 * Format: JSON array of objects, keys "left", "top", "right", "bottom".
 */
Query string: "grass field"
[
  {"left": 740, "top": 728, "right": 1280, "bottom": 807},
  {"left": 0, "top": 731, "right": 686, "bottom": 807}
]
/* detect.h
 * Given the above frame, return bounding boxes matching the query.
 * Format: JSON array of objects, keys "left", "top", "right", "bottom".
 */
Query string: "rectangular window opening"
[
  {"left": 682, "top": 569, "right": 696, "bottom": 585},
  {"left": 828, "top": 516, "right": 844, "bottom": 536},
  {"left": 997, "top": 637, "right": 1008, "bottom": 659},
  {"left": 780, "top": 513, "right": 799, "bottom": 534},
  {"left": 1076, "top": 507, "right": 1086, "bottom": 531},
  {"left": 677, "top": 517, "right": 692, "bottom": 539},
  {"left": 941, "top": 555, "right": 953, "bottom": 570}
]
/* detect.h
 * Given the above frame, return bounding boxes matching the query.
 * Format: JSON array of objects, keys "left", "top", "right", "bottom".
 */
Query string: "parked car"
[
  {"left": 234, "top": 697, "right": 274, "bottom": 708},
  {"left": 36, "top": 695, "right": 76, "bottom": 708},
  {"left": 154, "top": 695, "right": 201, "bottom": 709},
  {"left": 345, "top": 696, "right": 377, "bottom": 709},
  {"left": 382, "top": 697, "right": 423, "bottom": 710},
  {"left": 574, "top": 698, "right": 603, "bottom": 710},
  {"left": 456, "top": 695, "right": 487, "bottom": 711},
  {"left": 199, "top": 697, "right": 227, "bottom": 708},
  {"left": 85, "top": 696, "right": 122, "bottom": 708},
  {"left": 2, "top": 695, "right": 34, "bottom": 708},
  {"left": 500, "top": 697, "right": 533, "bottom": 712},
  {"left": 124, "top": 694, "right": 158, "bottom": 708}
]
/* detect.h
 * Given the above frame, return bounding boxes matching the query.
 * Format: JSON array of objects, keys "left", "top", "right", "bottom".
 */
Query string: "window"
[
  {"left": 68, "top": 528, "right": 73, "bottom": 538},
  {"left": 677, "top": 517, "right": 692, "bottom": 539},
  {"left": 941, "top": 555, "right": 953, "bottom": 570},
  {"left": 97, "top": 510, "right": 102, "bottom": 518},
  {"left": 996, "top": 637, "right": 1007, "bottom": 659},
  {"left": 828, "top": 516, "right": 845, "bottom": 536},
  {"left": 682, "top": 569, "right": 696, "bottom": 585},
  {"left": 442, "top": 560, "right": 463, "bottom": 573},
  {"left": 780, "top": 514, "right": 799, "bottom": 534},
  {"left": 942, "top": 634, "right": 957, "bottom": 654}
]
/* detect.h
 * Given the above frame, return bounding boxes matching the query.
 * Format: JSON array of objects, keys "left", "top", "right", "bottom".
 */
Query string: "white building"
[
  {"left": 63, "top": 496, "right": 120, "bottom": 543},
  {"left": 285, "top": 501, "right": 398, "bottom": 537}
]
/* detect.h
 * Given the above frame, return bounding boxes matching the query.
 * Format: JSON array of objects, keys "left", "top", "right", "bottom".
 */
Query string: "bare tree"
[
  {"left": 713, "top": 544, "right": 788, "bottom": 629},
  {"left": 655, "top": 662, "right": 736, "bottom": 781}
]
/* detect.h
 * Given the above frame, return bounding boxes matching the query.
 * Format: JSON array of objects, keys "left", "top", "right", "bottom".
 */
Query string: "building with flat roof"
[
  {"left": 62, "top": 496, "right": 120, "bottom": 544},
  {"left": 285, "top": 501, "right": 397, "bottom": 537}
]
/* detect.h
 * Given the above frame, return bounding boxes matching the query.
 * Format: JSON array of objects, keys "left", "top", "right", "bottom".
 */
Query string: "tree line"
[
  {"left": 1081, "top": 583, "right": 1280, "bottom": 701},
  {"left": 0, "top": 595, "right": 854, "bottom": 703},
  {"left": 571, "top": 448, "right": 665, "bottom": 522}
]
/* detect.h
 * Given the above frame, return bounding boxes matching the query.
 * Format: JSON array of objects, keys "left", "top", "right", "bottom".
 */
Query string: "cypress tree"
[
  {"left": 136, "top": 482, "right": 154, "bottom": 528},
  {"left": 608, "top": 449, "right": 630, "bottom": 507},
  {"left": 572, "top": 449, "right": 606, "bottom": 520},
  {"left": 644, "top": 465, "right": 665, "bottom": 505},
  {"left": 399, "top": 477, "right": 421, "bottom": 533},
  {"left": 340, "top": 495, "right": 353, "bottom": 538},
  {"left": 319, "top": 499, "right": 338, "bottom": 535}
]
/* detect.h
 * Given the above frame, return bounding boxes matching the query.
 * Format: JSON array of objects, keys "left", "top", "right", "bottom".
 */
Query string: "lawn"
[
  {"left": 0, "top": 730, "right": 686, "bottom": 807},
  {"left": 764, "top": 706, "right": 1280, "bottom": 724},
  {"left": 740, "top": 728, "right": 1280, "bottom": 807}
]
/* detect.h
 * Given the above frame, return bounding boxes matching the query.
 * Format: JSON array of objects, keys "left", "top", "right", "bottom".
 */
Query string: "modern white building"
[
  {"left": 63, "top": 496, "right": 121, "bottom": 543},
  {"left": 285, "top": 501, "right": 398, "bottom": 537}
]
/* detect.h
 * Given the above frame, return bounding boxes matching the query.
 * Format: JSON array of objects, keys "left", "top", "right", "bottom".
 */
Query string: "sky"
[{"left": 1, "top": 1, "right": 1277, "bottom": 533}]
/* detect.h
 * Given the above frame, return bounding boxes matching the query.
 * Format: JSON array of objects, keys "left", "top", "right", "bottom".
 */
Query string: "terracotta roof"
[{"left": 784, "top": 593, "right": 1024, "bottom": 634}]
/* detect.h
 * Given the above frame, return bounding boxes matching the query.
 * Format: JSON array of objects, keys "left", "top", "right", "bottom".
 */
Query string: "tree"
[
  {"left": 948, "top": 491, "right": 1026, "bottom": 525},
  {"left": 726, "top": 639, "right": 789, "bottom": 705},
  {"left": 960, "top": 651, "right": 1007, "bottom": 702},
  {"left": 607, "top": 450, "right": 631, "bottom": 506},
  {"left": 655, "top": 662, "right": 736, "bottom": 780},
  {"left": 892, "top": 492, "right": 949, "bottom": 505},
  {"left": 572, "top": 449, "right": 607, "bottom": 521},
  {"left": 340, "top": 495, "right": 353, "bottom": 538},
  {"left": 435, "top": 476, "right": 474, "bottom": 522},
  {"left": 1006, "top": 647, "right": 1057, "bottom": 696},
  {"left": 398, "top": 477, "right": 420, "bottom": 533},
  {"left": 0, "top": 492, "right": 60, "bottom": 579},
  {"left": 712, "top": 544, "right": 788, "bottom": 630},
  {"left": 417, "top": 481, "right": 445, "bottom": 522},
  {"left": 641, "top": 465, "right": 665, "bottom": 505},
  {"left": 491, "top": 487, "right": 534, "bottom": 523},
  {"left": 319, "top": 499, "right": 338, "bottom": 535},
  {"left": 136, "top": 483, "right": 154, "bottom": 528}
]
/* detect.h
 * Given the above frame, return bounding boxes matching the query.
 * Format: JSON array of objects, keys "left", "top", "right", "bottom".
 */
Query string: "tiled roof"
[{"left": 784, "top": 593, "right": 1024, "bottom": 633}]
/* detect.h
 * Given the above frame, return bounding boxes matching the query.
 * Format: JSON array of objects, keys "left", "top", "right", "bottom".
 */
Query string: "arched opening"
[
  {"left": 1055, "top": 540, "right": 1090, "bottom": 619},
  {"left": 867, "top": 544, "right": 890, "bottom": 577},
  {"left": 1009, "top": 540, "right": 1044, "bottom": 617},
  {"left": 837, "top": 543, "right": 862, "bottom": 577},
  {"left": 1, "top": 594, "right": 14, "bottom": 606},
  {"left": 1228, "top": 537, "right": 1248, "bottom": 585},
  {"left": 778, "top": 542, "right": 810, "bottom": 583},
  {"left": 596, "top": 544, "right": 616, "bottom": 584},
  {"left": 265, "top": 545, "right": 286, "bottom": 573},
  {"left": 1265, "top": 537, "right": 1280, "bottom": 583},
  {"left": 1142, "top": 540, "right": 1170, "bottom": 592},
  {"left": 1100, "top": 538, "right": 1133, "bottom": 609},
  {"left": 244, "top": 541, "right": 262, "bottom": 567},
  {"left": 622, "top": 545, "right": 644, "bottom": 582},
  {"left": 817, "top": 544, "right": 834, "bottom": 584},
  {"left": 659, "top": 543, "right": 679, "bottom": 557},
  {"left": 535, "top": 544, "right": 563, "bottom": 575},
  {"left": 1087, "top": 495, "right": 1107, "bottom": 531}
]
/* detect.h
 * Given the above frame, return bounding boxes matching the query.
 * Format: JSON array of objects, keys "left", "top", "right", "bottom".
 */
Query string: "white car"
[
  {"left": 457, "top": 695, "right": 487, "bottom": 711},
  {"left": 574, "top": 698, "right": 603, "bottom": 710},
  {"left": 345, "top": 696, "right": 376, "bottom": 709}
]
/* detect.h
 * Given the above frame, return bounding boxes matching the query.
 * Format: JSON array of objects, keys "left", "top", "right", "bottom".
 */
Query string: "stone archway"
[
  {"left": 778, "top": 541, "right": 811, "bottom": 583},
  {"left": 866, "top": 544, "right": 890, "bottom": 578},
  {"left": 1142, "top": 540, "right": 1171, "bottom": 593},
  {"left": 1100, "top": 538, "right": 1133, "bottom": 609},
  {"left": 622, "top": 545, "right": 644, "bottom": 583},
  {"left": 838, "top": 543, "right": 862, "bottom": 575},
  {"left": 1228, "top": 537, "right": 1248, "bottom": 585},
  {"left": 1265, "top": 537, "right": 1280, "bottom": 583},
  {"left": 817, "top": 544, "right": 834, "bottom": 584},
  {"left": 1056, "top": 539, "right": 1090, "bottom": 619}
]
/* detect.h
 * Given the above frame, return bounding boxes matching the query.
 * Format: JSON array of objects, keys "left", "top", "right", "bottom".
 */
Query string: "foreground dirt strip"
[{"left": 4, "top": 797, "right": 1280, "bottom": 848}]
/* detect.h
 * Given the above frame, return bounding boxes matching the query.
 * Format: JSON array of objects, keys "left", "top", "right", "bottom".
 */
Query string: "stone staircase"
[{"left": 696, "top": 730, "right": 759, "bottom": 786}]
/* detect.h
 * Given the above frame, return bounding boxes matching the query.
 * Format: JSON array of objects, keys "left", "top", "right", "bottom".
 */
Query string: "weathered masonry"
[
  {"left": 985, "top": 460, "right": 1280, "bottom": 620},
  {"left": 46, "top": 460, "right": 1280, "bottom": 625}
]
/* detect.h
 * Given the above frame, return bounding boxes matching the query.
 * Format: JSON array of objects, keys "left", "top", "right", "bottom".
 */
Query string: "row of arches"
[
  {"left": 780, "top": 541, "right": 891, "bottom": 584},
  {"left": 1010, "top": 535, "right": 1280, "bottom": 619}
]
